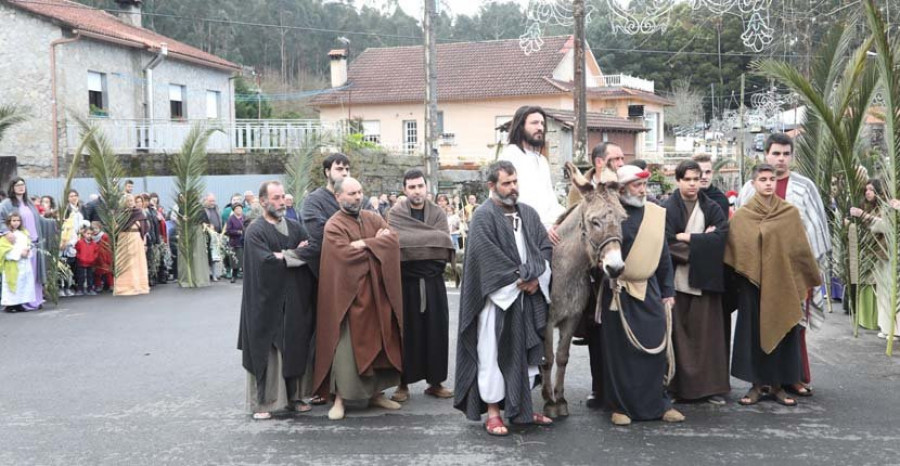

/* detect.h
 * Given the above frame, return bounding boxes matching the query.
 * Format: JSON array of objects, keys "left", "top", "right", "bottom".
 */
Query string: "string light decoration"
[{"left": 520, "top": 0, "right": 775, "bottom": 55}]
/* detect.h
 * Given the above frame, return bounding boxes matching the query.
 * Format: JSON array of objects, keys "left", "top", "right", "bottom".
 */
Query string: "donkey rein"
[{"left": 610, "top": 282, "right": 676, "bottom": 384}]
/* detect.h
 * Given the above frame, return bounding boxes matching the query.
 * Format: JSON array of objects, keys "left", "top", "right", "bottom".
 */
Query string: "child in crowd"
[
  {"left": 0, "top": 213, "right": 37, "bottom": 312},
  {"left": 74, "top": 223, "right": 99, "bottom": 296},
  {"left": 92, "top": 224, "right": 114, "bottom": 292}
]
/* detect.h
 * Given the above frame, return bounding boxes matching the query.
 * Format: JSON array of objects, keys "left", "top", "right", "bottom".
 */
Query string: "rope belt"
[{"left": 603, "top": 279, "right": 676, "bottom": 385}]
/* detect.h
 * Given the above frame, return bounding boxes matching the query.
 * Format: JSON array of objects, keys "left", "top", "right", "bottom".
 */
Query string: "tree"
[
  {"left": 234, "top": 77, "right": 272, "bottom": 119},
  {"left": 665, "top": 79, "right": 704, "bottom": 130}
]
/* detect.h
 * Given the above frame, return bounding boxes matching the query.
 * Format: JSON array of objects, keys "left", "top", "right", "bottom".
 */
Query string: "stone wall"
[{"left": 0, "top": 5, "right": 61, "bottom": 176}]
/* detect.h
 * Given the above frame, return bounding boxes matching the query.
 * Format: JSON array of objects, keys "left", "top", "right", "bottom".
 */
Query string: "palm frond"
[
  {"left": 74, "top": 116, "right": 132, "bottom": 280},
  {"left": 173, "top": 124, "right": 217, "bottom": 288},
  {"left": 0, "top": 105, "right": 28, "bottom": 143},
  {"left": 864, "top": 0, "right": 900, "bottom": 354},
  {"left": 285, "top": 131, "right": 332, "bottom": 205}
]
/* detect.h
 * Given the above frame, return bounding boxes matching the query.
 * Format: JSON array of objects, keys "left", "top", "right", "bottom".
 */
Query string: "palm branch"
[
  {"left": 755, "top": 22, "right": 877, "bottom": 326},
  {"left": 864, "top": 0, "right": 900, "bottom": 354},
  {"left": 0, "top": 105, "right": 28, "bottom": 143},
  {"left": 173, "top": 124, "right": 217, "bottom": 288},
  {"left": 284, "top": 132, "right": 332, "bottom": 205},
  {"left": 75, "top": 117, "right": 132, "bottom": 281}
]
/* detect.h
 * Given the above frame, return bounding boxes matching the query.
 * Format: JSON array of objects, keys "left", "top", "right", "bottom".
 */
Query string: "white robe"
[
  {"left": 476, "top": 221, "right": 551, "bottom": 404},
  {"left": 2, "top": 230, "right": 36, "bottom": 306},
  {"left": 499, "top": 144, "right": 565, "bottom": 229}
]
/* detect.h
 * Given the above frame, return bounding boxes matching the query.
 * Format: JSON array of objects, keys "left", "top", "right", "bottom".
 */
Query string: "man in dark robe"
[
  {"left": 312, "top": 177, "right": 404, "bottom": 420},
  {"left": 693, "top": 153, "right": 733, "bottom": 365},
  {"left": 237, "top": 180, "right": 316, "bottom": 420},
  {"left": 665, "top": 160, "right": 730, "bottom": 404},
  {"left": 387, "top": 169, "right": 455, "bottom": 402},
  {"left": 600, "top": 165, "right": 684, "bottom": 426},
  {"left": 725, "top": 164, "right": 821, "bottom": 407},
  {"left": 298, "top": 152, "right": 350, "bottom": 278},
  {"left": 455, "top": 161, "right": 554, "bottom": 437}
]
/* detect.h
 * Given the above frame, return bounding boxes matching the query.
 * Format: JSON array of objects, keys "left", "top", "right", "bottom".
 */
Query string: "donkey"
[{"left": 541, "top": 162, "right": 626, "bottom": 418}]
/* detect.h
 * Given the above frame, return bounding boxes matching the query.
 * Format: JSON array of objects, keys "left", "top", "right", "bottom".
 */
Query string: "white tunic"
[
  {"left": 499, "top": 144, "right": 565, "bottom": 229},
  {"left": 2, "top": 230, "right": 36, "bottom": 306},
  {"left": 476, "top": 217, "right": 551, "bottom": 403}
]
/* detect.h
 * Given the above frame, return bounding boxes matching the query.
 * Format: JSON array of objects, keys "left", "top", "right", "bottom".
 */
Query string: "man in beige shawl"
[
  {"left": 387, "top": 169, "right": 456, "bottom": 402},
  {"left": 725, "top": 164, "right": 822, "bottom": 407}
]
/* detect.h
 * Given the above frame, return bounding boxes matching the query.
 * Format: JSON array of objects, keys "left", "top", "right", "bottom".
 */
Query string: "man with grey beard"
[
  {"left": 238, "top": 181, "right": 316, "bottom": 420},
  {"left": 312, "top": 177, "right": 404, "bottom": 420},
  {"left": 597, "top": 165, "right": 682, "bottom": 426}
]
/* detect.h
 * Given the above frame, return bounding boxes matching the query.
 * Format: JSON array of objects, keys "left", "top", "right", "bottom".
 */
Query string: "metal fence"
[{"left": 24, "top": 174, "right": 284, "bottom": 211}]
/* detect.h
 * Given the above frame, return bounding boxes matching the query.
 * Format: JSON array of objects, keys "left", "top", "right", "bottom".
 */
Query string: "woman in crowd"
[
  {"left": 114, "top": 194, "right": 150, "bottom": 296},
  {"left": 0, "top": 178, "right": 48, "bottom": 310},
  {"left": 0, "top": 212, "right": 36, "bottom": 312},
  {"left": 850, "top": 179, "right": 900, "bottom": 340},
  {"left": 224, "top": 203, "right": 245, "bottom": 284},
  {"left": 850, "top": 180, "right": 883, "bottom": 331},
  {"left": 59, "top": 190, "right": 85, "bottom": 297}
]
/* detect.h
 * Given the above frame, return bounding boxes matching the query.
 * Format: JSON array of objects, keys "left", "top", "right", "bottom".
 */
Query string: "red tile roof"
[
  {"left": 5, "top": 0, "right": 239, "bottom": 71},
  {"left": 543, "top": 108, "right": 647, "bottom": 132},
  {"left": 311, "top": 36, "right": 574, "bottom": 106},
  {"left": 546, "top": 79, "right": 674, "bottom": 106}
]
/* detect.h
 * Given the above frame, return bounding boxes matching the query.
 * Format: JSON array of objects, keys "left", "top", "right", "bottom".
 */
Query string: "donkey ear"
[{"left": 566, "top": 162, "right": 593, "bottom": 195}]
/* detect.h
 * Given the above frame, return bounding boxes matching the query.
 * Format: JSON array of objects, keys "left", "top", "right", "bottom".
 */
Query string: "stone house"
[
  {"left": 0, "top": 0, "right": 241, "bottom": 177},
  {"left": 311, "top": 35, "right": 671, "bottom": 173}
]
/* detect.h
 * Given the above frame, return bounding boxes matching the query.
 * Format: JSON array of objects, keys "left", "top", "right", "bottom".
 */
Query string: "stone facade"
[
  {"left": 0, "top": 5, "right": 61, "bottom": 175},
  {"left": 0, "top": 3, "right": 235, "bottom": 178}
]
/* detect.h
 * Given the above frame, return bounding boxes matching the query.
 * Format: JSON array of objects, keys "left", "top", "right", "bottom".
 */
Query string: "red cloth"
[
  {"left": 776, "top": 177, "right": 789, "bottom": 200},
  {"left": 75, "top": 238, "right": 100, "bottom": 267},
  {"left": 94, "top": 233, "right": 112, "bottom": 274}
]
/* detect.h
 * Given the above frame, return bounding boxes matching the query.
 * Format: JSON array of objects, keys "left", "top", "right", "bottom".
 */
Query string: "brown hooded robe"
[{"left": 313, "top": 210, "right": 403, "bottom": 397}]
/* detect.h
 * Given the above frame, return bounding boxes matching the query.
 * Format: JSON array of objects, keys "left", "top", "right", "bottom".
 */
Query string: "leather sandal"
[
  {"left": 485, "top": 415, "right": 509, "bottom": 436},
  {"left": 785, "top": 383, "right": 813, "bottom": 397},
  {"left": 531, "top": 413, "right": 553, "bottom": 426},
  {"left": 739, "top": 386, "right": 764, "bottom": 406},
  {"left": 771, "top": 388, "right": 798, "bottom": 407}
]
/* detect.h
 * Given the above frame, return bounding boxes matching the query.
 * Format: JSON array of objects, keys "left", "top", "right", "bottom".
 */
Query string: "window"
[
  {"left": 436, "top": 111, "right": 444, "bottom": 135},
  {"left": 88, "top": 71, "right": 107, "bottom": 116},
  {"left": 205, "top": 90, "right": 220, "bottom": 119},
  {"left": 495, "top": 116, "right": 513, "bottom": 143},
  {"left": 403, "top": 120, "right": 417, "bottom": 153},
  {"left": 644, "top": 112, "right": 658, "bottom": 152},
  {"left": 169, "top": 84, "right": 186, "bottom": 119},
  {"left": 362, "top": 120, "right": 381, "bottom": 144}
]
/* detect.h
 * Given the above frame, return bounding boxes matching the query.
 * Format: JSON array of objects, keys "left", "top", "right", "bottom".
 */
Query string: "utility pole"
[
  {"left": 739, "top": 73, "right": 745, "bottom": 186},
  {"left": 423, "top": 0, "right": 439, "bottom": 194},
  {"left": 573, "top": 0, "right": 587, "bottom": 164}
]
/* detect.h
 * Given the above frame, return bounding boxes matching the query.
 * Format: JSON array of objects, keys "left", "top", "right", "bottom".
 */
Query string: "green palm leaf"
[
  {"left": 0, "top": 105, "right": 28, "bottom": 143},
  {"left": 173, "top": 124, "right": 218, "bottom": 288}
]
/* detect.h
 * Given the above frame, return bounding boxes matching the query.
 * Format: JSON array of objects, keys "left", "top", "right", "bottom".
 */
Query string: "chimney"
[
  {"left": 328, "top": 49, "right": 348, "bottom": 88},
  {"left": 114, "top": 0, "right": 143, "bottom": 28}
]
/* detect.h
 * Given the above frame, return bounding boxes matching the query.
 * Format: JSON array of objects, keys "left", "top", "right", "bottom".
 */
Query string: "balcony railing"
[
  {"left": 592, "top": 74, "right": 655, "bottom": 93},
  {"left": 65, "top": 118, "right": 339, "bottom": 154}
]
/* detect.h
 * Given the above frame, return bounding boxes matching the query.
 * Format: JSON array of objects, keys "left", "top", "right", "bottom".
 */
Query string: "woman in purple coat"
[{"left": 225, "top": 203, "right": 246, "bottom": 284}]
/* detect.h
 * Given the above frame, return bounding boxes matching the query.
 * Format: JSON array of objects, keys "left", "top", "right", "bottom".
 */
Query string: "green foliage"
[
  {"left": 173, "top": 124, "right": 217, "bottom": 288},
  {"left": 76, "top": 117, "right": 132, "bottom": 280},
  {"left": 284, "top": 132, "right": 334, "bottom": 204},
  {"left": 649, "top": 166, "right": 673, "bottom": 194},
  {"left": 234, "top": 77, "right": 272, "bottom": 119},
  {"left": 0, "top": 105, "right": 28, "bottom": 143},
  {"left": 864, "top": 0, "right": 900, "bottom": 354}
]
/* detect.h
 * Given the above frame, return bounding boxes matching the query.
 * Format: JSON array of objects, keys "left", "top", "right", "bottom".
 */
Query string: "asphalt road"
[{"left": 2, "top": 283, "right": 899, "bottom": 466}]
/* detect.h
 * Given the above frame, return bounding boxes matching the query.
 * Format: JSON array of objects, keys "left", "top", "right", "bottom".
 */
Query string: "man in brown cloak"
[
  {"left": 312, "top": 177, "right": 404, "bottom": 420},
  {"left": 387, "top": 169, "right": 455, "bottom": 402}
]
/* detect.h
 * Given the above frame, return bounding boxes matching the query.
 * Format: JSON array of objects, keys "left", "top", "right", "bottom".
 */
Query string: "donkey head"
[{"left": 566, "top": 162, "right": 626, "bottom": 278}]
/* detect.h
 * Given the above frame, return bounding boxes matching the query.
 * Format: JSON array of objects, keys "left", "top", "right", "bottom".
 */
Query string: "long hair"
[
  {"left": 6, "top": 177, "right": 27, "bottom": 207},
  {"left": 507, "top": 106, "right": 548, "bottom": 157}
]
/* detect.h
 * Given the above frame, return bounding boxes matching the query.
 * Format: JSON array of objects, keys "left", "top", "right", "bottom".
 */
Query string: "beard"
[
  {"left": 524, "top": 131, "right": 544, "bottom": 149},
  {"left": 341, "top": 200, "right": 361, "bottom": 216},
  {"left": 621, "top": 193, "right": 646, "bottom": 208},
  {"left": 493, "top": 189, "right": 518, "bottom": 207},
  {"left": 266, "top": 203, "right": 286, "bottom": 219},
  {"left": 408, "top": 194, "right": 425, "bottom": 207}
]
